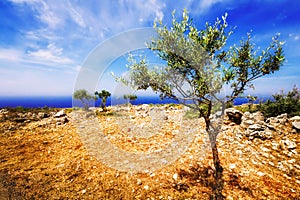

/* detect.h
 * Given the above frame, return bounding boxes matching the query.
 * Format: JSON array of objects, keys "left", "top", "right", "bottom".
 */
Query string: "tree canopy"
[
  {"left": 73, "top": 89, "right": 93, "bottom": 110},
  {"left": 120, "top": 9, "right": 284, "bottom": 122},
  {"left": 95, "top": 90, "right": 111, "bottom": 111},
  {"left": 116, "top": 9, "right": 285, "bottom": 199},
  {"left": 123, "top": 94, "right": 138, "bottom": 104}
]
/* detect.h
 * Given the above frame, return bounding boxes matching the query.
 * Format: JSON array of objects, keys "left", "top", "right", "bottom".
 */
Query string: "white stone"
[
  {"left": 277, "top": 162, "right": 286, "bottom": 171},
  {"left": 288, "top": 159, "right": 296, "bottom": 164},
  {"left": 281, "top": 139, "right": 297, "bottom": 149},
  {"left": 261, "top": 147, "right": 271, "bottom": 152},
  {"left": 277, "top": 113, "right": 288, "bottom": 119},
  {"left": 229, "top": 164, "right": 236, "bottom": 169},
  {"left": 137, "top": 179, "right": 142, "bottom": 185},
  {"left": 54, "top": 110, "right": 66, "bottom": 118},
  {"left": 291, "top": 149, "right": 297, "bottom": 154},
  {"left": 252, "top": 111, "right": 265, "bottom": 122},
  {"left": 257, "top": 171, "right": 265, "bottom": 176},
  {"left": 235, "top": 150, "right": 243, "bottom": 155},
  {"left": 292, "top": 121, "right": 300, "bottom": 131},
  {"left": 172, "top": 173, "right": 178, "bottom": 181},
  {"left": 289, "top": 116, "right": 300, "bottom": 122},
  {"left": 248, "top": 124, "right": 265, "bottom": 131},
  {"left": 271, "top": 142, "right": 279, "bottom": 150}
]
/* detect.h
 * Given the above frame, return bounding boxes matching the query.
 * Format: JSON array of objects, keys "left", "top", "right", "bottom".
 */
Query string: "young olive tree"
[
  {"left": 95, "top": 90, "right": 111, "bottom": 111},
  {"left": 117, "top": 9, "right": 284, "bottom": 199},
  {"left": 73, "top": 89, "right": 93, "bottom": 111},
  {"left": 123, "top": 94, "right": 138, "bottom": 105}
]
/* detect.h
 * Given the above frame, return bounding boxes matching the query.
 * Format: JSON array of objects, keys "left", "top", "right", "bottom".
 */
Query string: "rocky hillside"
[{"left": 0, "top": 105, "right": 299, "bottom": 199}]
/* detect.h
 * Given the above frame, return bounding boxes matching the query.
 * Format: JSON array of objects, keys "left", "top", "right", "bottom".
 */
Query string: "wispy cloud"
[
  {"left": 289, "top": 33, "right": 299, "bottom": 41},
  {"left": 0, "top": 44, "right": 74, "bottom": 71},
  {"left": 2, "top": 0, "right": 299, "bottom": 96},
  {"left": 27, "top": 43, "right": 73, "bottom": 65},
  {"left": 67, "top": 0, "right": 86, "bottom": 28},
  {"left": 199, "top": 0, "right": 223, "bottom": 11},
  {"left": 37, "top": 1, "right": 61, "bottom": 28}
]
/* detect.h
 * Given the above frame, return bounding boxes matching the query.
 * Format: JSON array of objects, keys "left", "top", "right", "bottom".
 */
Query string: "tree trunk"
[{"left": 206, "top": 119, "right": 224, "bottom": 200}]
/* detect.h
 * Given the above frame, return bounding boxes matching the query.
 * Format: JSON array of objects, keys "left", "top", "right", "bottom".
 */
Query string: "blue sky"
[{"left": 0, "top": 0, "right": 299, "bottom": 97}]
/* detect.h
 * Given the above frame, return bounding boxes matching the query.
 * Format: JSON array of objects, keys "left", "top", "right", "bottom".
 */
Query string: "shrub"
[
  {"left": 257, "top": 86, "right": 300, "bottom": 117},
  {"left": 235, "top": 103, "right": 259, "bottom": 113}
]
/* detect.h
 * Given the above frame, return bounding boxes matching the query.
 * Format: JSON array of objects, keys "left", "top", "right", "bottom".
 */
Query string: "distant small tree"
[
  {"left": 95, "top": 90, "right": 111, "bottom": 111},
  {"left": 73, "top": 89, "right": 92, "bottom": 111},
  {"left": 123, "top": 94, "right": 138, "bottom": 105},
  {"left": 117, "top": 9, "right": 285, "bottom": 199}
]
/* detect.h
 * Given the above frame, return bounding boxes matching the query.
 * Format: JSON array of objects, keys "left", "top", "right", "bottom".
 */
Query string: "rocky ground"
[{"left": 0, "top": 104, "right": 299, "bottom": 199}]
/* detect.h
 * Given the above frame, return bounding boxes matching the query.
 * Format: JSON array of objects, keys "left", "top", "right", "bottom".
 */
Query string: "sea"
[{"left": 0, "top": 96, "right": 270, "bottom": 108}]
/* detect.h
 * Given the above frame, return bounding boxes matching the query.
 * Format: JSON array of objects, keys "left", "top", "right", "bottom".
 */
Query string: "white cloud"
[
  {"left": 27, "top": 43, "right": 73, "bottom": 65},
  {"left": 9, "top": 0, "right": 298, "bottom": 97},
  {"left": 37, "top": 3, "right": 61, "bottom": 28},
  {"left": 199, "top": 0, "right": 223, "bottom": 11},
  {"left": 67, "top": 0, "right": 86, "bottom": 28},
  {"left": 0, "top": 44, "right": 74, "bottom": 73},
  {"left": 9, "top": 0, "right": 62, "bottom": 28},
  {"left": 289, "top": 33, "right": 299, "bottom": 41}
]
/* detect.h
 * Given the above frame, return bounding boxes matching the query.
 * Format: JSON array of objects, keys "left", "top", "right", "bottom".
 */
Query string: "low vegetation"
[
  {"left": 235, "top": 86, "right": 300, "bottom": 118},
  {"left": 257, "top": 86, "right": 300, "bottom": 117}
]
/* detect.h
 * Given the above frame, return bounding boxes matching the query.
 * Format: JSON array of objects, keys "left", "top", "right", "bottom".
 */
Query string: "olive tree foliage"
[
  {"left": 123, "top": 94, "right": 138, "bottom": 104},
  {"left": 73, "top": 89, "right": 93, "bottom": 111},
  {"left": 227, "top": 32, "right": 284, "bottom": 102},
  {"left": 95, "top": 90, "right": 111, "bottom": 111},
  {"left": 120, "top": 10, "right": 284, "bottom": 118},
  {"left": 116, "top": 9, "right": 285, "bottom": 198}
]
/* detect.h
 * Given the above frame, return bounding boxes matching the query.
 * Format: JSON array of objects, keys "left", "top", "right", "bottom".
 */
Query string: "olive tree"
[
  {"left": 73, "top": 89, "right": 93, "bottom": 111},
  {"left": 95, "top": 90, "right": 111, "bottom": 111},
  {"left": 123, "top": 94, "right": 138, "bottom": 105},
  {"left": 117, "top": 9, "right": 284, "bottom": 199}
]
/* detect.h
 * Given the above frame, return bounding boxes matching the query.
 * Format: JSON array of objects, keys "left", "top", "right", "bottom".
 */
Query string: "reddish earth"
[{"left": 0, "top": 105, "right": 299, "bottom": 199}]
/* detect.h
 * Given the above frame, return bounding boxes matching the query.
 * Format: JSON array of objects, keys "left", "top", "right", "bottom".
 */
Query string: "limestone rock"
[
  {"left": 248, "top": 124, "right": 265, "bottom": 131},
  {"left": 292, "top": 122, "right": 300, "bottom": 131},
  {"left": 241, "top": 119, "right": 255, "bottom": 128},
  {"left": 56, "top": 116, "right": 69, "bottom": 125},
  {"left": 266, "top": 114, "right": 288, "bottom": 126},
  {"left": 38, "top": 112, "right": 49, "bottom": 119},
  {"left": 277, "top": 113, "right": 288, "bottom": 124},
  {"left": 252, "top": 111, "right": 265, "bottom": 122},
  {"left": 225, "top": 108, "right": 243, "bottom": 125},
  {"left": 281, "top": 139, "right": 297, "bottom": 149},
  {"left": 245, "top": 130, "right": 273, "bottom": 140},
  {"left": 289, "top": 116, "right": 300, "bottom": 122},
  {"left": 54, "top": 110, "right": 66, "bottom": 118},
  {"left": 241, "top": 111, "right": 265, "bottom": 128},
  {"left": 136, "top": 104, "right": 149, "bottom": 111}
]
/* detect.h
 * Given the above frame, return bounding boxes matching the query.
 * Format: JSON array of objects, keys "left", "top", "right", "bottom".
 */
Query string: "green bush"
[
  {"left": 257, "top": 86, "right": 300, "bottom": 117},
  {"left": 235, "top": 103, "right": 259, "bottom": 113}
]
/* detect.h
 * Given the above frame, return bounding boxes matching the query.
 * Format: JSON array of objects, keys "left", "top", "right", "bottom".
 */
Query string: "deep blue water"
[
  {"left": 0, "top": 96, "right": 271, "bottom": 108},
  {"left": 0, "top": 96, "right": 72, "bottom": 108}
]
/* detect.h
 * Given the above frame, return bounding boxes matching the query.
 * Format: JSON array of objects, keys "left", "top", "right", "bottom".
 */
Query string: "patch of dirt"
[{"left": 0, "top": 105, "right": 299, "bottom": 199}]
